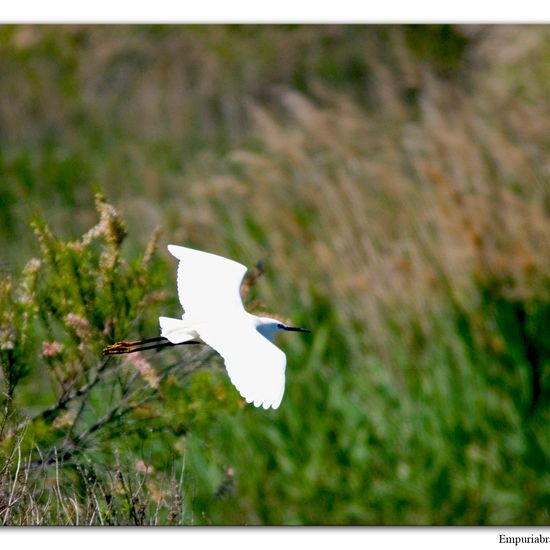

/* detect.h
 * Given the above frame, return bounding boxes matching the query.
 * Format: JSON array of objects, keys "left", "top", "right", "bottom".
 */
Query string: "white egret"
[{"left": 103, "top": 245, "right": 310, "bottom": 409}]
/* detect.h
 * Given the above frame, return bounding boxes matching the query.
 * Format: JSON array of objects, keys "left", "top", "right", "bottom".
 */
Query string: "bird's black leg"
[{"left": 102, "top": 337, "right": 201, "bottom": 355}]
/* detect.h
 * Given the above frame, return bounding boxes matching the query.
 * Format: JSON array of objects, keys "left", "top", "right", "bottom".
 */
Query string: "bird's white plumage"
[
  {"left": 168, "top": 245, "right": 247, "bottom": 317},
  {"left": 165, "top": 245, "right": 287, "bottom": 409},
  {"left": 196, "top": 322, "right": 286, "bottom": 410}
]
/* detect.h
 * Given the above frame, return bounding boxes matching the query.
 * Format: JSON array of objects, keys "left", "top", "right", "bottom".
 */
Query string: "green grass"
[{"left": 1, "top": 25, "right": 550, "bottom": 525}]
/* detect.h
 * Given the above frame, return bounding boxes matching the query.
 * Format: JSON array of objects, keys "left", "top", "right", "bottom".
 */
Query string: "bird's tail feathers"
[{"left": 159, "top": 316, "right": 197, "bottom": 344}]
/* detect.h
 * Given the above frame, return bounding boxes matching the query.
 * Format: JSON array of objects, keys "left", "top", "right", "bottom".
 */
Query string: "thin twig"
[
  {"left": 13, "top": 358, "right": 113, "bottom": 433},
  {"left": 2, "top": 438, "right": 21, "bottom": 525}
]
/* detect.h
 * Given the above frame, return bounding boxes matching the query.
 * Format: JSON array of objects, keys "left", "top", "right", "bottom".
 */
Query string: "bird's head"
[{"left": 256, "top": 316, "right": 311, "bottom": 342}]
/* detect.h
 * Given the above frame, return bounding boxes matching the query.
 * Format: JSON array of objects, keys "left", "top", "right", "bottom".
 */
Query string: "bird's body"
[{"left": 104, "top": 245, "right": 310, "bottom": 409}]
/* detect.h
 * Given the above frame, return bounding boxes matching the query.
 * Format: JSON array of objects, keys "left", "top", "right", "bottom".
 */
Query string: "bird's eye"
[{"left": 277, "top": 323, "right": 284, "bottom": 329}]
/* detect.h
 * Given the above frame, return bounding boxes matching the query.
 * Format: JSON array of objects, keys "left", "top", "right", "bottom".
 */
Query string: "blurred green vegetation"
[{"left": 1, "top": 25, "right": 550, "bottom": 525}]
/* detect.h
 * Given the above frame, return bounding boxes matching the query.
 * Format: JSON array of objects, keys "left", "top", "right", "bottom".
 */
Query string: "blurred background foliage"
[{"left": 1, "top": 24, "right": 550, "bottom": 524}]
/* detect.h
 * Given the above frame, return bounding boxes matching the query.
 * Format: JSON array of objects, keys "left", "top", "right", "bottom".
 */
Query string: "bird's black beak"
[{"left": 283, "top": 325, "right": 311, "bottom": 333}]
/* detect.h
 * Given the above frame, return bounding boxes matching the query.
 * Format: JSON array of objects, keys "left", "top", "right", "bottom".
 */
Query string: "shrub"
[{"left": 0, "top": 194, "right": 240, "bottom": 525}]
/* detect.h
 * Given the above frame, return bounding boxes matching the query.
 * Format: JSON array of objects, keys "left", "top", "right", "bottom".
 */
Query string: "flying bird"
[{"left": 103, "top": 245, "right": 310, "bottom": 409}]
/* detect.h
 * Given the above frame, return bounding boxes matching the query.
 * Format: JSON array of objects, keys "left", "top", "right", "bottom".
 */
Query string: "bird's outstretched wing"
[
  {"left": 167, "top": 245, "right": 248, "bottom": 317},
  {"left": 197, "top": 323, "right": 286, "bottom": 410}
]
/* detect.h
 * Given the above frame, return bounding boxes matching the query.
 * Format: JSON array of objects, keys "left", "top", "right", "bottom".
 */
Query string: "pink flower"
[
  {"left": 42, "top": 341, "right": 64, "bottom": 357},
  {"left": 64, "top": 313, "right": 91, "bottom": 340},
  {"left": 126, "top": 352, "right": 160, "bottom": 389},
  {"left": 134, "top": 460, "right": 154, "bottom": 474}
]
